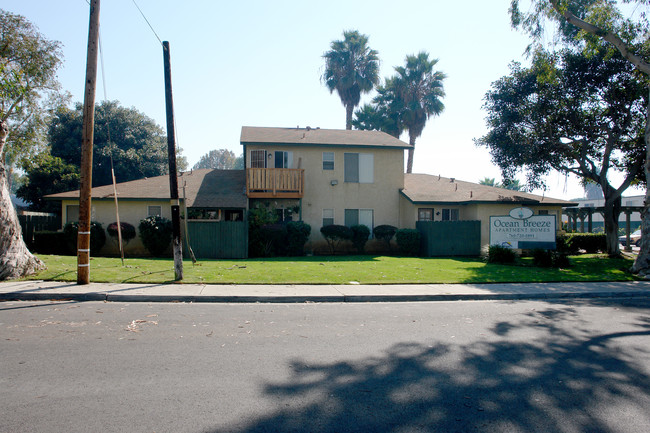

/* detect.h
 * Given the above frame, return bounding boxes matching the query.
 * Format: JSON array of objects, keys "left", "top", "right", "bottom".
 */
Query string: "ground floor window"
[
  {"left": 323, "top": 208, "right": 334, "bottom": 227},
  {"left": 344, "top": 209, "right": 373, "bottom": 230},
  {"left": 66, "top": 205, "right": 79, "bottom": 224},
  {"left": 442, "top": 208, "right": 459, "bottom": 221},
  {"left": 224, "top": 210, "right": 243, "bottom": 221},
  {"left": 148, "top": 205, "right": 162, "bottom": 217},
  {"left": 418, "top": 208, "right": 433, "bottom": 221}
]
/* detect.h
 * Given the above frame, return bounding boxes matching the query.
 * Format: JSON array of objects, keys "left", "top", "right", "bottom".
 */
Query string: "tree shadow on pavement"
[{"left": 216, "top": 306, "right": 650, "bottom": 433}]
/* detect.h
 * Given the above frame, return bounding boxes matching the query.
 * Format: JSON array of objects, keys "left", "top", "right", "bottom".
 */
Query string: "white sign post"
[{"left": 490, "top": 207, "right": 556, "bottom": 249}]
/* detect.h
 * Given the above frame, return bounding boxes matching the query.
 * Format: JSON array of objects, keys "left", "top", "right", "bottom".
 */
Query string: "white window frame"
[
  {"left": 148, "top": 205, "right": 162, "bottom": 217},
  {"left": 250, "top": 150, "right": 267, "bottom": 168},
  {"left": 323, "top": 152, "right": 334, "bottom": 170},
  {"left": 323, "top": 208, "right": 334, "bottom": 227},
  {"left": 344, "top": 152, "right": 373, "bottom": 183}
]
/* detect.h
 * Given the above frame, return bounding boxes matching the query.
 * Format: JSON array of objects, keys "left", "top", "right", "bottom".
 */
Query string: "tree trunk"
[
  {"left": 406, "top": 134, "right": 415, "bottom": 173},
  {"left": 345, "top": 104, "right": 353, "bottom": 130},
  {"left": 602, "top": 193, "right": 621, "bottom": 257},
  {"left": 632, "top": 86, "right": 650, "bottom": 276},
  {"left": 0, "top": 120, "right": 45, "bottom": 280}
]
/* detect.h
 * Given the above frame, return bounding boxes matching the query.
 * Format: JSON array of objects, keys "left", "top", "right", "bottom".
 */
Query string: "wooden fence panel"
[
  {"left": 416, "top": 220, "right": 481, "bottom": 257},
  {"left": 187, "top": 221, "right": 248, "bottom": 259},
  {"left": 18, "top": 214, "right": 61, "bottom": 247}
]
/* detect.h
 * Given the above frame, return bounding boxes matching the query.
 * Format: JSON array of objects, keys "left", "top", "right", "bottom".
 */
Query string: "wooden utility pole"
[
  {"left": 77, "top": 0, "right": 101, "bottom": 285},
  {"left": 163, "top": 41, "right": 183, "bottom": 280}
]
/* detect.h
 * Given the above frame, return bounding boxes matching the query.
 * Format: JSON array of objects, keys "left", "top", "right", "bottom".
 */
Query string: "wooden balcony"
[{"left": 246, "top": 168, "right": 304, "bottom": 198}]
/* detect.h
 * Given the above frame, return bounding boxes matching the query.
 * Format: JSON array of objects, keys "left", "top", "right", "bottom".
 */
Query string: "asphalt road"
[{"left": 2, "top": 298, "right": 650, "bottom": 433}]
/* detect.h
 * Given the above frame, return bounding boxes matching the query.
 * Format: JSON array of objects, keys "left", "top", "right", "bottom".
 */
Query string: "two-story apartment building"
[{"left": 241, "top": 126, "right": 410, "bottom": 237}]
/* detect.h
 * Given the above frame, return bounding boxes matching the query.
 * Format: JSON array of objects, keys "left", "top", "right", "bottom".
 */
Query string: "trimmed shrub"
[
  {"left": 63, "top": 221, "right": 106, "bottom": 256},
  {"left": 487, "top": 244, "right": 517, "bottom": 264},
  {"left": 257, "top": 224, "right": 287, "bottom": 257},
  {"left": 350, "top": 224, "right": 370, "bottom": 254},
  {"left": 557, "top": 233, "right": 606, "bottom": 254},
  {"left": 138, "top": 216, "right": 172, "bottom": 257},
  {"left": 107, "top": 222, "right": 137, "bottom": 245},
  {"left": 373, "top": 225, "right": 397, "bottom": 251},
  {"left": 286, "top": 221, "right": 311, "bottom": 256},
  {"left": 532, "top": 249, "right": 571, "bottom": 268},
  {"left": 396, "top": 229, "right": 421, "bottom": 256},
  {"left": 32, "top": 231, "right": 69, "bottom": 255},
  {"left": 320, "top": 224, "right": 353, "bottom": 254},
  {"left": 248, "top": 205, "right": 278, "bottom": 257}
]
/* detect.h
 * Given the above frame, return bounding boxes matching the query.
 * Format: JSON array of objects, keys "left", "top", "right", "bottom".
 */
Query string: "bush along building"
[{"left": 45, "top": 126, "right": 575, "bottom": 258}]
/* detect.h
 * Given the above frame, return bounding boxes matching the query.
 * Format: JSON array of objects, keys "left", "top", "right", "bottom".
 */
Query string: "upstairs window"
[
  {"left": 250, "top": 150, "right": 267, "bottom": 168},
  {"left": 344, "top": 153, "right": 373, "bottom": 183},
  {"left": 323, "top": 152, "right": 334, "bottom": 170},
  {"left": 274, "top": 151, "right": 293, "bottom": 168}
]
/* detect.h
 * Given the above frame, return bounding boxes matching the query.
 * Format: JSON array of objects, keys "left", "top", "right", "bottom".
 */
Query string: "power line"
[{"left": 131, "top": 0, "right": 162, "bottom": 45}]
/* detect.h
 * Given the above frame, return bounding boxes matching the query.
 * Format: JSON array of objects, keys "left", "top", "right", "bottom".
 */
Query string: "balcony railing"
[{"left": 246, "top": 168, "right": 304, "bottom": 198}]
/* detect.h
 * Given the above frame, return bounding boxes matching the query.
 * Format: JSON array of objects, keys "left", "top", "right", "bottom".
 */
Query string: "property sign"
[{"left": 490, "top": 207, "right": 556, "bottom": 249}]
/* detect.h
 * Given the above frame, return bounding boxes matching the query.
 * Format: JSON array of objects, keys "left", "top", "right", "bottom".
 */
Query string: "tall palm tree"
[
  {"left": 322, "top": 30, "right": 380, "bottom": 130},
  {"left": 393, "top": 52, "right": 446, "bottom": 173},
  {"left": 352, "top": 77, "right": 404, "bottom": 138}
]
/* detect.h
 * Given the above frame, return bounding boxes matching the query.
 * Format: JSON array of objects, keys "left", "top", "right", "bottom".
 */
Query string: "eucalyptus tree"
[
  {"left": 322, "top": 30, "right": 380, "bottom": 130},
  {"left": 392, "top": 52, "right": 446, "bottom": 173},
  {"left": 0, "top": 9, "right": 64, "bottom": 279}
]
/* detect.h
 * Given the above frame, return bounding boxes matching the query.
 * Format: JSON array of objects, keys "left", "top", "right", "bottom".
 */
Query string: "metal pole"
[
  {"left": 162, "top": 41, "right": 183, "bottom": 280},
  {"left": 77, "top": 0, "right": 100, "bottom": 285}
]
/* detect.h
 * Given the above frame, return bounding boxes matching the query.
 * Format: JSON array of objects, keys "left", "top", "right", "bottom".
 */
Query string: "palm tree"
[
  {"left": 352, "top": 78, "right": 404, "bottom": 138},
  {"left": 322, "top": 30, "right": 380, "bottom": 130},
  {"left": 393, "top": 52, "right": 446, "bottom": 173}
]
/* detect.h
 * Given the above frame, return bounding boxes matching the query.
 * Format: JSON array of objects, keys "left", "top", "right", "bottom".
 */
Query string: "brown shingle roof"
[
  {"left": 401, "top": 173, "right": 576, "bottom": 206},
  {"left": 45, "top": 169, "right": 247, "bottom": 208},
  {"left": 240, "top": 126, "right": 412, "bottom": 148}
]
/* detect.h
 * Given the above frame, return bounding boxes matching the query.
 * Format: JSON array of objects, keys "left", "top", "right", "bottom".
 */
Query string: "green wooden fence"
[
  {"left": 186, "top": 220, "right": 248, "bottom": 259},
  {"left": 18, "top": 213, "right": 61, "bottom": 248},
  {"left": 416, "top": 220, "right": 481, "bottom": 257}
]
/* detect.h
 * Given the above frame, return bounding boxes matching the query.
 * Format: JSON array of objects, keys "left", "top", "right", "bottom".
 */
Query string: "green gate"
[
  {"left": 186, "top": 221, "right": 248, "bottom": 259},
  {"left": 416, "top": 220, "right": 481, "bottom": 257}
]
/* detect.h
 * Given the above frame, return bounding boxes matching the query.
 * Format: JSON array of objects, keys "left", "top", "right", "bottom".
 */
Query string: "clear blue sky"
[{"left": 6, "top": 0, "right": 640, "bottom": 200}]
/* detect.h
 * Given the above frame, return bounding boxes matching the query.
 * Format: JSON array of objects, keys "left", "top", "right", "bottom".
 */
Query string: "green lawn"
[{"left": 23, "top": 254, "right": 637, "bottom": 285}]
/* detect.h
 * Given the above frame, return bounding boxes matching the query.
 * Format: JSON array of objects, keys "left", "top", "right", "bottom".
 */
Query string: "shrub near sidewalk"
[
  {"left": 63, "top": 221, "right": 106, "bottom": 255},
  {"left": 320, "top": 224, "right": 353, "bottom": 254},
  {"left": 396, "top": 229, "right": 420, "bottom": 256},
  {"left": 138, "top": 216, "right": 172, "bottom": 257}
]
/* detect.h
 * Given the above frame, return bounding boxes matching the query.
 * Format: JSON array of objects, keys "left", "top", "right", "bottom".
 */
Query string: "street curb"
[{"left": 2, "top": 291, "right": 650, "bottom": 304}]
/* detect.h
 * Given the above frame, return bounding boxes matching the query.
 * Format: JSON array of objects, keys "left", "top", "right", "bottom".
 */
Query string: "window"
[
  {"left": 250, "top": 150, "right": 267, "bottom": 168},
  {"left": 323, "top": 209, "right": 334, "bottom": 227},
  {"left": 66, "top": 205, "right": 79, "bottom": 224},
  {"left": 418, "top": 208, "right": 433, "bottom": 221},
  {"left": 441, "top": 208, "right": 459, "bottom": 221},
  {"left": 224, "top": 210, "right": 243, "bottom": 221},
  {"left": 274, "top": 151, "right": 293, "bottom": 168},
  {"left": 344, "top": 153, "right": 373, "bottom": 183},
  {"left": 345, "top": 209, "right": 373, "bottom": 229},
  {"left": 323, "top": 152, "right": 334, "bottom": 170},
  {"left": 148, "top": 205, "right": 162, "bottom": 217}
]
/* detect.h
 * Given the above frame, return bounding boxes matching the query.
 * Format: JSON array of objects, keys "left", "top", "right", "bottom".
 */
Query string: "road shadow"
[{"left": 214, "top": 306, "right": 650, "bottom": 433}]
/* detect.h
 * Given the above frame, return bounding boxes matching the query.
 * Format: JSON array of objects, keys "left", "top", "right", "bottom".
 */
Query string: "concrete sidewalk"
[{"left": 2, "top": 280, "right": 650, "bottom": 303}]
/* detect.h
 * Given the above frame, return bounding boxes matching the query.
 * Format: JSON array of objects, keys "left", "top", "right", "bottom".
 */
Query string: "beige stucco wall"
[
  {"left": 245, "top": 144, "right": 405, "bottom": 243},
  {"left": 399, "top": 198, "right": 565, "bottom": 248},
  {"left": 60, "top": 198, "right": 173, "bottom": 256}
]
